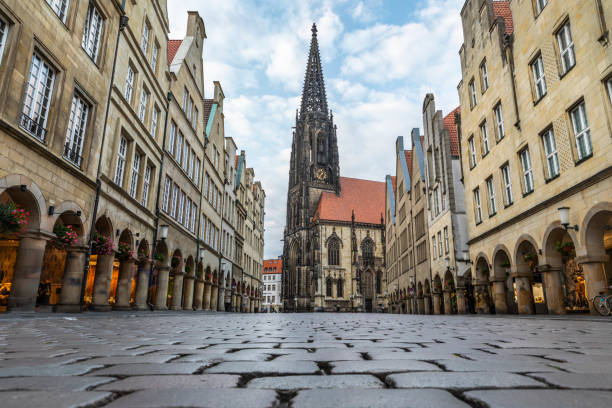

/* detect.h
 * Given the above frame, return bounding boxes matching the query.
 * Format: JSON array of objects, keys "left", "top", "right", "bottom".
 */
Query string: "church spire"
[{"left": 300, "top": 23, "right": 328, "bottom": 117}]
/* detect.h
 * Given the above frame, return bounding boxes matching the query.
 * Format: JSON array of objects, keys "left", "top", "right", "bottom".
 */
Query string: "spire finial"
[
  {"left": 312, "top": 23, "right": 317, "bottom": 35},
  {"left": 300, "top": 23, "right": 328, "bottom": 117}
]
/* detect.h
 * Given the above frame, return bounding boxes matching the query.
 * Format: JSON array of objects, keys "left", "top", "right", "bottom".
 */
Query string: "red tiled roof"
[
  {"left": 167, "top": 40, "right": 182, "bottom": 65},
  {"left": 493, "top": 1, "right": 514, "bottom": 35},
  {"left": 263, "top": 259, "right": 282, "bottom": 274},
  {"left": 314, "top": 177, "right": 386, "bottom": 224},
  {"left": 203, "top": 99, "right": 214, "bottom": 126},
  {"left": 444, "top": 107, "right": 460, "bottom": 157},
  {"left": 404, "top": 150, "right": 413, "bottom": 177}
]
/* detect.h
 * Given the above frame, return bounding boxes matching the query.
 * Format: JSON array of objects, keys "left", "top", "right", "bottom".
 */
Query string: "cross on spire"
[{"left": 300, "top": 23, "right": 328, "bottom": 116}]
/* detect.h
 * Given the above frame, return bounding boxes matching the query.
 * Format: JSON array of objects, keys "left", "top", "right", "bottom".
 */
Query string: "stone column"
[
  {"left": 432, "top": 292, "right": 441, "bottom": 315},
  {"left": 491, "top": 277, "right": 508, "bottom": 314},
  {"left": 417, "top": 296, "right": 424, "bottom": 314},
  {"left": 443, "top": 290, "right": 452, "bottom": 315},
  {"left": 539, "top": 266, "right": 565, "bottom": 314},
  {"left": 473, "top": 280, "right": 491, "bottom": 314},
  {"left": 154, "top": 264, "right": 170, "bottom": 310},
  {"left": 578, "top": 255, "right": 609, "bottom": 315},
  {"left": 56, "top": 244, "right": 88, "bottom": 313},
  {"left": 203, "top": 281, "right": 212, "bottom": 311},
  {"left": 114, "top": 259, "right": 135, "bottom": 310},
  {"left": 210, "top": 284, "right": 218, "bottom": 311},
  {"left": 182, "top": 273, "right": 195, "bottom": 310},
  {"left": 217, "top": 283, "right": 225, "bottom": 311},
  {"left": 193, "top": 278, "right": 204, "bottom": 310},
  {"left": 170, "top": 270, "right": 185, "bottom": 310},
  {"left": 133, "top": 259, "right": 150, "bottom": 310},
  {"left": 512, "top": 271, "right": 534, "bottom": 315},
  {"left": 91, "top": 252, "right": 115, "bottom": 311},
  {"left": 456, "top": 286, "right": 467, "bottom": 314}
]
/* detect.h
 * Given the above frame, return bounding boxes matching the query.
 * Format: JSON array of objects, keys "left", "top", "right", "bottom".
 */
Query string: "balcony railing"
[
  {"left": 20, "top": 113, "right": 47, "bottom": 142},
  {"left": 63, "top": 142, "right": 83, "bottom": 167}
]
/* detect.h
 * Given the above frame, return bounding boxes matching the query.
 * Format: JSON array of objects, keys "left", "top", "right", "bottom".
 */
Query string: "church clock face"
[{"left": 316, "top": 167, "right": 327, "bottom": 181}]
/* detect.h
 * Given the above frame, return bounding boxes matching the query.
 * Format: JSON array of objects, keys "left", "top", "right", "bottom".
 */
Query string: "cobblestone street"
[{"left": 1, "top": 313, "right": 611, "bottom": 407}]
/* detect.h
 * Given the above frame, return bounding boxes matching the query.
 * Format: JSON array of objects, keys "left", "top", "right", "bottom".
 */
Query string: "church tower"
[{"left": 283, "top": 24, "right": 340, "bottom": 311}]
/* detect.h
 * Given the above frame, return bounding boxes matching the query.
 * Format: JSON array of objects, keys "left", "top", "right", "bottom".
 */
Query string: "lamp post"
[
  {"left": 349, "top": 294, "right": 354, "bottom": 312},
  {"left": 159, "top": 225, "right": 169, "bottom": 240},
  {"left": 558, "top": 206, "right": 579, "bottom": 231},
  {"left": 294, "top": 296, "right": 298, "bottom": 313}
]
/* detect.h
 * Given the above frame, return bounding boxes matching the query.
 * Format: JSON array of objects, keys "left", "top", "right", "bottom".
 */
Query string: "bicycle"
[{"left": 592, "top": 286, "right": 612, "bottom": 316}]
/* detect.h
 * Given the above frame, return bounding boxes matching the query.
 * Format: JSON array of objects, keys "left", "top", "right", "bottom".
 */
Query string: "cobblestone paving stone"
[{"left": 1, "top": 312, "right": 612, "bottom": 407}]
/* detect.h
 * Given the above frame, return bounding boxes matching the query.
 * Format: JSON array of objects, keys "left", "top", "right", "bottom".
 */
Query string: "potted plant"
[
  {"left": 500, "top": 260, "right": 510, "bottom": 268},
  {"left": 116, "top": 242, "right": 134, "bottom": 262},
  {"left": 523, "top": 252, "right": 537, "bottom": 270},
  {"left": 91, "top": 232, "right": 114, "bottom": 255},
  {"left": 54, "top": 224, "right": 78, "bottom": 246},
  {"left": 555, "top": 241, "right": 575, "bottom": 261},
  {"left": 171, "top": 254, "right": 181, "bottom": 269},
  {"left": 153, "top": 252, "right": 166, "bottom": 263},
  {"left": 0, "top": 202, "right": 29, "bottom": 237},
  {"left": 196, "top": 268, "right": 203, "bottom": 280}
]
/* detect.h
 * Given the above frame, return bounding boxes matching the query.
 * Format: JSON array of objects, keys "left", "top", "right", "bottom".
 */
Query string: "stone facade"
[
  {"left": 458, "top": 0, "right": 612, "bottom": 315},
  {"left": 0, "top": 1, "right": 264, "bottom": 314}
]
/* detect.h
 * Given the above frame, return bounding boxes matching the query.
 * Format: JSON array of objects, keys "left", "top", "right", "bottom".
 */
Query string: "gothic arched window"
[
  {"left": 361, "top": 238, "right": 374, "bottom": 266},
  {"left": 328, "top": 239, "right": 340, "bottom": 266},
  {"left": 376, "top": 271, "right": 382, "bottom": 294},
  {"left": 326, "top": 278, "right": 332, "bottom": 297},
  {"left": 337, "top": 279, "right": 343, "bottom": 298}
]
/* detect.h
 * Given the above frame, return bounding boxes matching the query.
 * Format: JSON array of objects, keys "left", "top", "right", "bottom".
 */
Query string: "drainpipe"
[
  {"left": 79, "top": 5, "right": 128, "bottom": 311},
  {"left": 146, "top": 90, "right": 173, "bottom": 308},
  {"left": 195, "top": 134, "right": 209, "bottom": 307}
]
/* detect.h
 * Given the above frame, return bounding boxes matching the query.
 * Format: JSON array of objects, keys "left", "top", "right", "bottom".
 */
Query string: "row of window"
[
  {"left": 472, "top": 101, "right": 593, "bottom": 225},
  {"left": 199, "top": 214, "right": 220, "bottom": 252},
  {"left": 264, "top": 284, "right": 276, "bottom": 291},
  {"left": 263, "top": 273, "right": 279, "bottom": 280},
  {"left": 167, "top": 122, "right": 201, "bottom": 185},
  {"left": 204, "top": 173, "right": 222, "bottom": 214},
  {"left": 113, "top": 136, "right": 154, "bottom": 207},
  {"left": 263, "top": 296, "right": 278, "bottom": 304},
  {"left": 431, "top": 226, "right": 450, "bottom": 261},
  {"left": 160, "top": 177, "right": 198, "bottom": 233},
  {"left": 182, "top": 87, "right": 199, "bottom": 131}
]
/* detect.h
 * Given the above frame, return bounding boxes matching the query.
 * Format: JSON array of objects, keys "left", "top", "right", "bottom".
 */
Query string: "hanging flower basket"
[
  {"left": 196, "top": 268, "right": 203, "bottom": 279},
  {"left": 116, "top": 242, "right": 134, "bottom": 262},
  {"left": 0, "top": 202, "right": 29, "bottom": 237},
  {"left": 555, "top": 241, "right": 575, "bottom": 258},
  {"left": 54, "top": 224, "right": 78, "bottom": 246},
  {"left": 137, "top": 246, "right": 149, "bottom": 260},
  {"left": 500, "top": 260, "right": 511, "bottom": 268},
  {"left": 153, "top": 252, "right": 166, "bottom": 263},
  {"left": 185, "top": 264, "right": 192, "bottom": 274},
  {"left": 91, "top": 232, "right": 114, "bottom": 255},
  {"left": 171, "top": 254, "right": 181, "bottom": 269}
]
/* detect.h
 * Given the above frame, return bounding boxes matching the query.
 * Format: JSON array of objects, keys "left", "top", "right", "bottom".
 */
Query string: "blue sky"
[{"left": 168, "top": 0, "right": 465, "bottom": 259}]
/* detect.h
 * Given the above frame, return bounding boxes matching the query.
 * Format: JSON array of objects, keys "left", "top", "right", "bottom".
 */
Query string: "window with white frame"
[
  {"left": 184, "top": 197, "right": 191, "bottom": 228},
  {"left": 193, "top": 107, "right": 198, "bottom": 129},
  {"left": 0, "top": 17, "right": 7, "bottom": 65},
  {"left": 21, "top": 53, "right": 56, "bottom": 141},
  {"left": 182, "top": 87, "right": 188, "bottom": 111},
  {"left": 557, "top": 21, "right": 575, "bottom": 74},
  {"left": 468, "top": 136, "right": 476, "bottom": 168},
  {"left": 141, "top": 164, "right": 151, "bottom": 207},
  {"left": 176, "top": 131, "right": 183, "bottom": 163},
  {"left": 194, "top": 158, "right": 201, "bottom": 185},
  {"left": 178, "top": 191, "right": 185, "bottom": 224},
  {"left": 531, "top": 54, "right": 547, "bottom": 100},
  {"left": 570, "top": 102, "right": 592, "bottom": 160},
  {"left": 124, "top": 65, "right": 134, "bottom": 103},
  {"left": 63, "top": 92, "right": 89, "bottom": 167},
  {"left": 182, "top": 141, "right": 189, "bottom": 171},
  {"left": 469, "top": 78, "right": 477, "bottom": 108},
  {"left": 480, "top": 121, "right": 490, "bottom": 155},
  {"left": 140, "top": 21, "right": 150, "bottom": 54},
  {"left": 189, "top": 150, "right": 195, "bottom": 179},
  {"left": 437, "top": 231, "right": 442, "bottom": 257},
  {"left": 46, "top": 0, "right": 69, "bottom": 23},
  {"left": 190, "top": 202, "right": 196, "bottom": 232},
  {"left": 170, "top": 183, "right": 179, "bottom": 218},
  {"left": 114, "top": 136, "right": 128, "bottom": 186},
  {"left": 151, "top": 43, "right": 158, "bottom": 72},
  {"left": 168, "top": 121, "right": 176, "bottom": 155},
  {"left": 480, "top": 60, "right": 489, "bottom": 91},
  {"left": 444, "top": 227, "right": 449, "bottom": 254},
  {"left": 501, "top": 164, "right": 513, "bottom": 206},
  {"left": 474, "top": 188, "right": 482, "bottom": 224},
  {"left": 607, "top": 78, "right": 612, "bottom": 106},
  {"left": 162, "top": 176, "right": 171, "bottom": 212},
  {"left": 82, "top": 2, "right": 103, "bottom": 62},
  {"left": 151, "top": 106, "right": 159, "bottom": 138},
  {"left": 486, "top": 177, "right": 496, "bottom": 215},
  {"left": 520, "top": 148, "right": 534, "bottom": 193},
  {"left": 536, "top": 0, "right": 547, "bottom": 14},
  {"left": 129, "top": 152, "right": 141, "bottom": 199},
  {"left": 433, "top": 187, "right": 440, "bottom": 216},
  {"left": 138, "top": 89, "right": 148, "bottom": 122},
  {"left": 541, "top": 128, "right": 559, "bottom": 178},
  {"left": 187, "top": 97, "right": 193, "bottom": 121},
  {"left": 494, "top": 103, "right": 505, "bottom": 140}
]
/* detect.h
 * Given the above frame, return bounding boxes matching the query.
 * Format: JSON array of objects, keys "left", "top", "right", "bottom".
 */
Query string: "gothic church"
[{"left": 282, "top": 24, "right": 386, "bottom": 312}]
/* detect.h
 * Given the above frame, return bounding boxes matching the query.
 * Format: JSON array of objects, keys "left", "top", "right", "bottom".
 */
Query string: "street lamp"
[
  {"left": 558, "top": 206, "right": 579, "bottom": 231},
  {"left": 293, "top": 296, "right": 298, "bottom": 313},
  {"left": 159, "top": 225, "right": 169, "bottom": 240},
  {"left": 199, "top": 247, "right": 205, "bottom": 261},
  {"left": 349, "top": 294, "right": 354, "bottom": 312}
]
